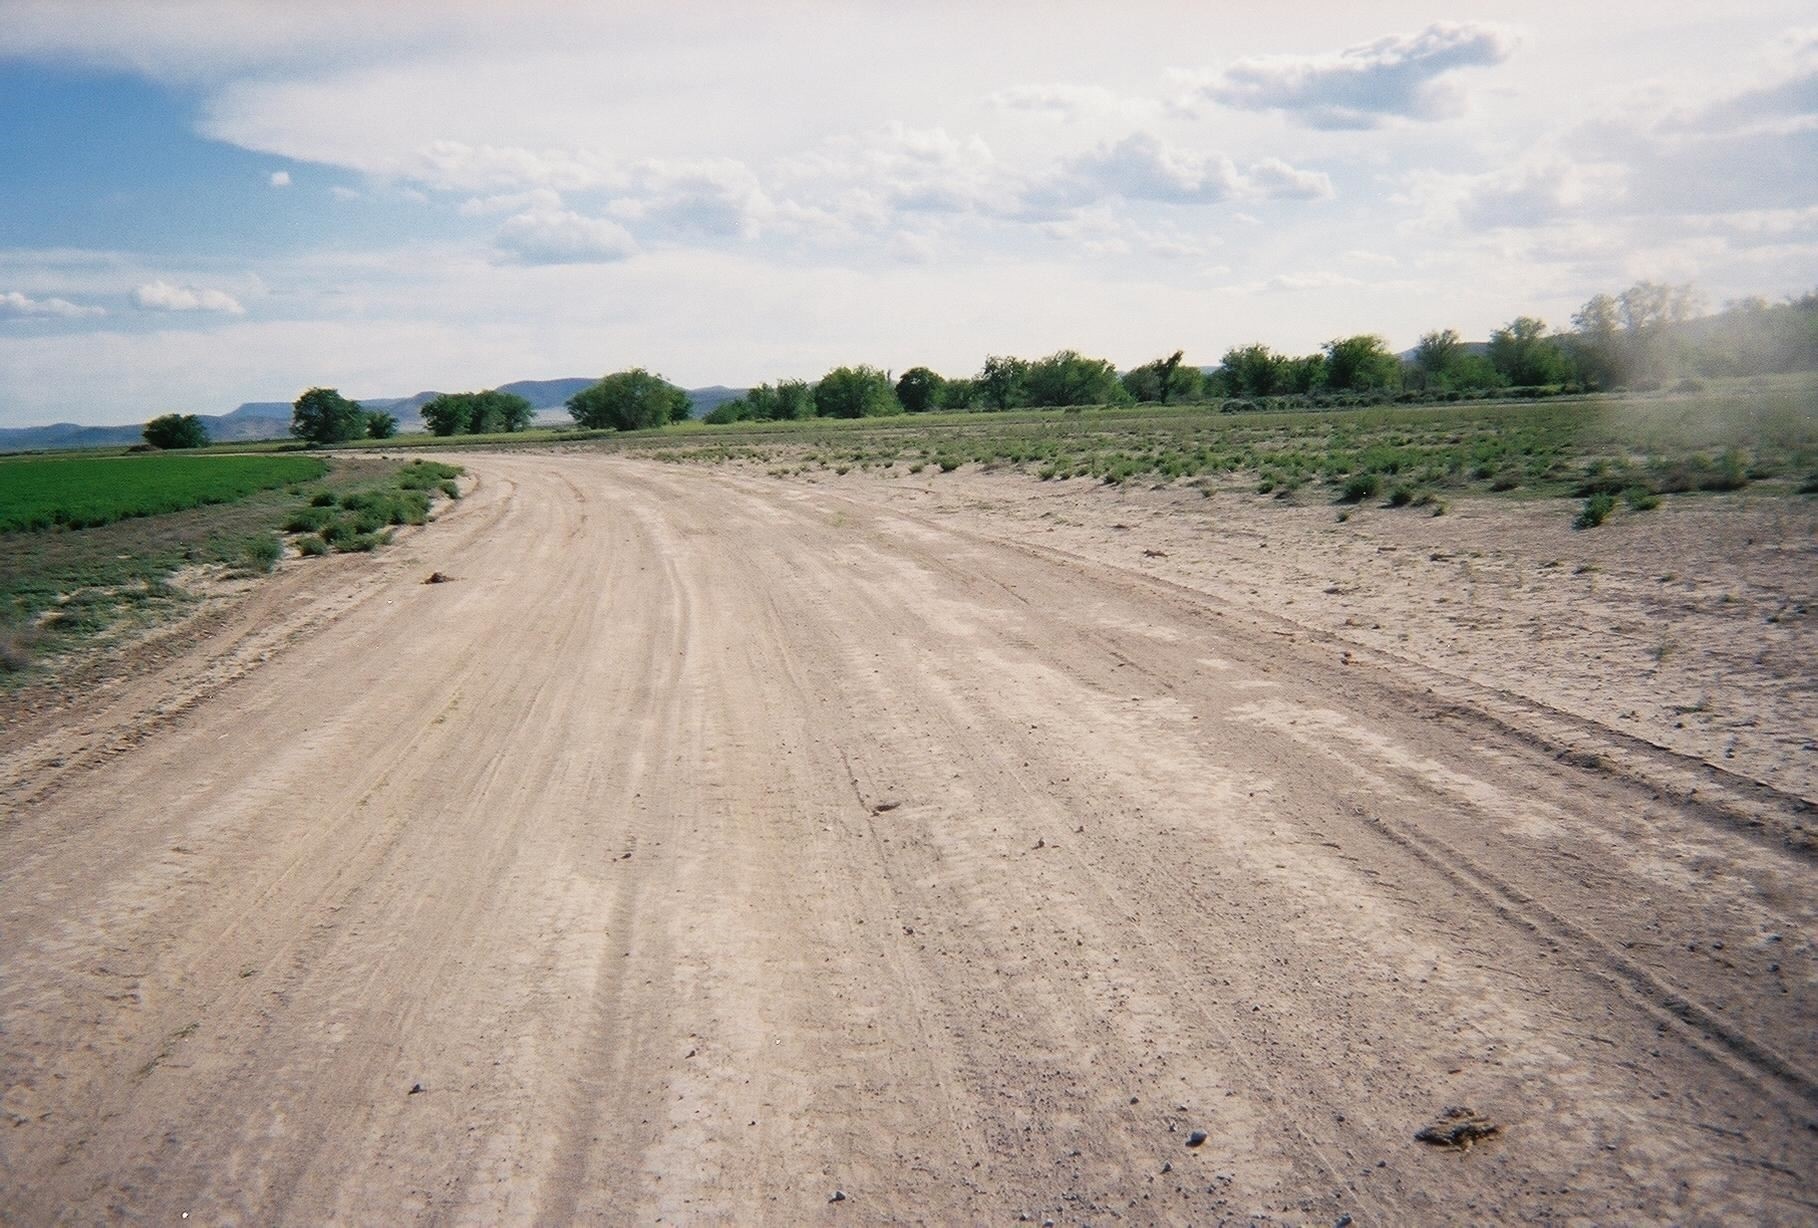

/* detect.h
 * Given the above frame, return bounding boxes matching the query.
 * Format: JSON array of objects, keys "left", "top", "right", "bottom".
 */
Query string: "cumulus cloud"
[
  {"left": 1666, "top": 28, "right": 1818, "bottom": 137},
  {"left": 0, "top": 290, "right": 106, "bottom": 319},
  {"left": 1443, "top": 161, "right": 1629, "bottom": 231},
  {"left": 458, "top": 187, "right": 564, "bottom": 217},
  {"left": 269, "top": 170, "right": 291, "bottom": 187},
  {"left": 607, "top": 158, "right": 773, "bottom": 239},
  {"left": 1031, "top": 133, "right": 1333, "bottom": 211},
  {"left": 494, "top": 207, "right": 637, "bottom": 265},
  {"left": 1183, "top": 22, "right": 1516, "bottom": 128},
  {"left": 780, "top": 124, "right": 1002, "bottom": 220},
  {"left": 132, "top": 280, "right": 246, "bottom": 314}
]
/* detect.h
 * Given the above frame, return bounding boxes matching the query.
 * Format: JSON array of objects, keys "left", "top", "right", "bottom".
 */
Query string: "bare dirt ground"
[{"left": 2, "top": 453, "right": 1813, "bottom": 1225}]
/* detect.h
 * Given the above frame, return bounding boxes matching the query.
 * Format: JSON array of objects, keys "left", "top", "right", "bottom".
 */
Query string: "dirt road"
[{"left": 2, "top": 454, "right": 1813, "bottom": 1224}]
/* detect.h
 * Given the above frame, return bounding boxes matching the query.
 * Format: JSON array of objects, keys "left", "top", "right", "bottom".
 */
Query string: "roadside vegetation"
[
  {"left": 588, "top": 375, "right": 1818, "bottom": 526},
  {"left": 0, "top": 456, "right": 461, "bottom": 684}
]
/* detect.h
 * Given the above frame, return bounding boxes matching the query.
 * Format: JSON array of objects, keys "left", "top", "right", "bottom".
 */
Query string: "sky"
[{"left": 0, "top": 1, "right": 1814, "bottom": 427}]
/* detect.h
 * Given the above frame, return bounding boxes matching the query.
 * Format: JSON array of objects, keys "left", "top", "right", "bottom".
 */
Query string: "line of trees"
[
  {"left": 282, "top": 279, "right": 1817, "bottom": 441},
  {"left": 682, "top": 281, "right": 1814, "bottom": 427},
  {"left": 421, "top": 390, "right": 535, "bottom": 436}
]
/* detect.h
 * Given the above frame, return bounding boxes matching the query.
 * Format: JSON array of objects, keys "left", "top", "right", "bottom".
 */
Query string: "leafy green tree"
[
  {"left": 1446, "top": 353, "right": 1505, "bottom": 390},
  {"left": 1323, "top": 335, "right": 1401, "bottom": 391},
  {"left": 773, "top": 379, "right": 815, "bottom": 420},
  {"left": 813, "top": 365, "right": 900, "bottom": 418},
  {"left": 937, "top": 376, "right": 976, "bottom": 410},
  {"left": 1618, "top": 282, "right": 1701, "bottom": 384},
  {"left": 366, "top": 411, "right": 398, "bottom": 439},
  {"left": 142, "top": 413, "right": 208, "bottom": 449},
  {"left": 567, "top": 369, "right": 691, "bottom": 431},
  {"left": 1488, "top": 317, "right": 1568, "bottom": 386},
  {"left": 738, "top": 385, "right": 778, "bottom": 421},
  {"left": 977, "top": 355, "right": 1031, "bottom": 410},
  {"left": 1569, "top": 293, "right": 1625, "bottom": 386},
  {"left": 1026, "top": 350, "right": 1129, "bottom": 407},
  {"left": 1218, "top": 344, "right": 1285, "bottom": 397},
  {"left": 1412, "top": 329, "right": 1462, "bottom": 387},
  {"left": 895, "top": 366, "right": 946, "bottom": 414},
  {"left": 1280, "top": 352, "right": 1328, "bottom": 395},
  {"left": 1123, "top": 350, "right": 1201, "bottom": 403},
  {"left": 290, "top": 387, "right": 368, "bottom": 444},
  {"left": 704, "top": 398, "right": 750, "bottom": 424}
]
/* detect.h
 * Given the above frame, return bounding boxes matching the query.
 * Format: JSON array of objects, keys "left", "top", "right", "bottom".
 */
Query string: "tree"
[
  {"left": 290, "top": 387, "right": 368, "bottom": 445},
  {"left": 1218, "top": 344, "right": 1285, "bottom": 397},
  {"left": 704, "top": 398, "right": 750, "bottom": 425},
  {"left": 421, "top": 390, "right": 536, "bottom": 436},
  {"left": 1280, "top": 352, "right": 1328, "bottom": 395},
  {"left": 1618, "top": 281, "right": 1701, "bottom": 384},
  {"left": 1323, "top": 335, "right": 1400, "bottom": 391},
  {"left": 774, "top": 379, "right": 815, "bottom": 420},
  {"left": 977, "top": 355, "right": 1030, "bottom": 411},
  {"left": 813, "top": 365, "right": 900, "bottom": 418},
  {"left": 1026, "top": 350, "right": 1129, "bottom": 407},
  {"left": 1124, "top": 350, "right": 1201, "bottom": 404},
  {"left": 142, "top": 413, "right": 208, "bottom": 449},
  {"left": 937, "top": 376, "right": 976, "bottom": 410},
  {"left": 366, "top": 411, "right": 398, "bottom": 439},
  {"left": 1412, "top": 329, "right": 1462, "bottom": 385},
  {"left": 567, "top": 369, "right": 691, "bottom": 431},
  {"left": 895, "top": 366, "right": 946, "bottom": 414},
  {"left": 1569, "top": 293, "right": 1625, "bottom": 386},
  {"left": 1487, "top": 317, "right": 1568, "bottom": 386}
]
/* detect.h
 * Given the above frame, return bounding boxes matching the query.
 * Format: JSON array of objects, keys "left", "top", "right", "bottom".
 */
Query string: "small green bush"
[
  {"left": 1623, "top": 486, "right": 1661, "bottom": 511},
  {"left": 243, "top": 534, "right": 283, "bottom": 573},
  {"left": 296, "top": 534, "right": 329, "bottom": 556},
  {"left": 1339, "top": 473, "right": 1381, "bottom": 503},
  {"left": 284, "top": 506, "right": 333, "bottom": 533},
  {"left": 1575, "top": 492, "right": 1615, "bottom": 529}
]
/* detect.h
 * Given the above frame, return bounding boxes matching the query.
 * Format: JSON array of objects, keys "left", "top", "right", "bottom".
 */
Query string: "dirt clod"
[
  {"left": 1415, "top": 1106, "right": 1499, "bottom": 1150},
  {"left": 423, "top": 572, "right": 451, "bottom": 584}
]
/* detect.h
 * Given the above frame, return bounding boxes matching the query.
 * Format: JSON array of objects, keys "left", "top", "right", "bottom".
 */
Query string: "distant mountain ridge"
[{"left": 0, "top": 378, "right": 750, "bottom": 453}]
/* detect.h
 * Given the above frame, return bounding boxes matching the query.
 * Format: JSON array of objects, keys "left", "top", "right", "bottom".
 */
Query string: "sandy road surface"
[{"left": 2, "top": 453, "right": 1813, "bottom": 1224}]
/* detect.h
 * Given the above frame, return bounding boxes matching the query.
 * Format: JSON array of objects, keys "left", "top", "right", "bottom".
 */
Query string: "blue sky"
[{"left": 1, "top": 1, "right": 1814, "bottom": 427}]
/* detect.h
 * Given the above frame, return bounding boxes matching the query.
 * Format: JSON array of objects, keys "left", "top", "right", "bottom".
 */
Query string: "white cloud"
[
  {"left": 0, "top": 290, "right": 105, "bottom": 319},
  {"left": 778, "top": 124, "right": 1003, "bottom": 222},
  {"left": 606, "top": 158, "right": 773, "bottom": 239},
  {"left": 1033, "top": 133, "right": 1333, "bottom": 211},
  {"left": 1263, "top": 270, "right": 1363, "bottom": 292},
  {"left": 269, "top": 170, "right": 291, "bottom": 187},
  {"left": 132, "top": 280, "right": 247, "bottom": 314},
  {"left": 986, "top": 83, "right": 1158, "bottom": 126},
  {"left": 1183, "top": 22, "right": 1517, "bottom": 128},
  {"left": 494, "top": 208, "right": 638, "bottom": 265},
  {"left": 458, "top": 187, "right": 564, "bottom": 217},
  {"left": 413, "top": 139, "right": 606, "bottom": 192}
]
